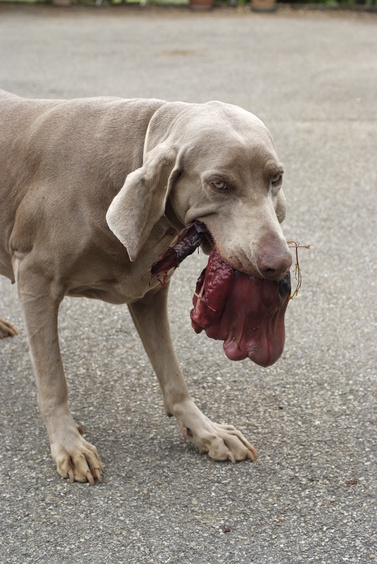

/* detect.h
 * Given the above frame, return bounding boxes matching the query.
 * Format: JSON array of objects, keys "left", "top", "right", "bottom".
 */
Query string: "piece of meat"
[
  {"left": 150, "top": 221, "right": 208, "bottom": 285},
  {"left": 190, "top": 250, "right": 236, "bottom": 328},
  {"left": 191, "top": 249, "right": 291, "bottom": 367}
]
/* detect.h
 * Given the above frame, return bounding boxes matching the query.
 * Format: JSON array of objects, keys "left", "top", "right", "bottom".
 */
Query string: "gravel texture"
[{"left": 0, "top": 5, "right": 376, "bottom": 563}]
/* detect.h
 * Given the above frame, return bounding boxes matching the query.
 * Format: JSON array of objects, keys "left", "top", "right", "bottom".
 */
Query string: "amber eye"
[
  {"left": 271, "top": 174, "right": 283, "bottom": 188},
  {"left": 210, "top": 180, "right": 228, "bottom": 191}
]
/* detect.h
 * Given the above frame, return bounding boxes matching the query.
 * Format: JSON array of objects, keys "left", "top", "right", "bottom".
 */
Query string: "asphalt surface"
[{"left": 0, "top": 5, "right": 376, "bottom": 563}]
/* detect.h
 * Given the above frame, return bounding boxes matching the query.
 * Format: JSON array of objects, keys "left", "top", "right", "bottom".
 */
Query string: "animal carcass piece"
[
  {"left": 151, "top": 221, "right": 291, "bottom": 368},
  {"left": 150, "top": 221, "right": 209, "bottom": 285},
  {"left": 191, "top": 250, "right": 291, "bottom": 367}
]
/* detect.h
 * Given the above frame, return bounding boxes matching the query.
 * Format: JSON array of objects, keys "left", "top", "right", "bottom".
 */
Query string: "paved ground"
[{"left": 0, "top": 5, "right": 376, "bottom": 563}]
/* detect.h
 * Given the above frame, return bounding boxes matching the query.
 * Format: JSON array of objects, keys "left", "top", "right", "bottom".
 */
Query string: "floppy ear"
[{"left": 106, "top": 143, "right": 179, "bottom": 261}]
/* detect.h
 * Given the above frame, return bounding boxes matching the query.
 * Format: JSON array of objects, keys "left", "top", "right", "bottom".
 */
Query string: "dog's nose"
[{"left": 257, "top": 251, "right": 292, "bottom": 280}]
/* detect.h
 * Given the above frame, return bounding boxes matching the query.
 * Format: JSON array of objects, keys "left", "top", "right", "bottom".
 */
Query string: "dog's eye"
[
  {"left": 210, "top": 180, "right": 228, "bottom": 191},
  {"left": 271, "top": 174, "right": 283, "bottom": 188}
]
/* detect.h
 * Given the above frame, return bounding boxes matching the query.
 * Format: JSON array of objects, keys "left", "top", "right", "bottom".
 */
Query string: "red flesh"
[
  {"left": 150, "top": 221, "right": 208, "bottom": 285},
  {"left": 191, "top": 249, "right": 290, "bottom": 367}
]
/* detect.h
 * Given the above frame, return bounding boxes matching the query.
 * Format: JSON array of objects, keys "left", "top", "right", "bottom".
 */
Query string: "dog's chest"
[
  {"left": 65, "top": 264, "right": 163, "bottom": 304},
  {"left": 65, "top": 219, "right": 176, "bottom": 304}
]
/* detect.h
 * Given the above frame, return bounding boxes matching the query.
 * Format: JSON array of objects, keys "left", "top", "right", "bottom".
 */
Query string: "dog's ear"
[{"left": 106, "top": 142, "right": 180, "bottom": 261}]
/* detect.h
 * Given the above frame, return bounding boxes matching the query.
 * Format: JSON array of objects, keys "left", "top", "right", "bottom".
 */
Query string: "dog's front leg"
[
  {"left": 128, "top": 284, "right": 258, "bottom": 463},
  {"left": 17, "top": 267, "right": 104, "bottom": 484}
]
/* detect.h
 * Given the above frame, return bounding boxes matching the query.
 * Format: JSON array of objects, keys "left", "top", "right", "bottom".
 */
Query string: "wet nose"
[{"left": 257, "top": 251, "right": 292, "bottom": 280}]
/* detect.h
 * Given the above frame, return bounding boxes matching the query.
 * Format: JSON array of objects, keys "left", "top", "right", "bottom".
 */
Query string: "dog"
[{"left": 0, "top": 90, "right": 292, "bottom": 484}]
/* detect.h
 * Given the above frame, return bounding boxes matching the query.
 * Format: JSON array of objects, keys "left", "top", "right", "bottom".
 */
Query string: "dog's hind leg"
[
  {"left": 0, "top": 317, "right": 18, "bottom": 339},
  {"left": 16, "top": 261, "right": 104, "bottom": 484}
]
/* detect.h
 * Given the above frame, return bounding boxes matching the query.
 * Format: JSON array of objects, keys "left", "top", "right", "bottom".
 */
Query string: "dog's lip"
[
  {"left": 204, "top": 231, "right": 215, "bottom": 247},
  {"left": 192, "top": 220, "right": 213, "bottom": 242},
  {"left": 191, "top": 219, "right": 215, "bottom": 254},
  {"left": 201, "top": 230, "right": 215, "bottom": 252}
]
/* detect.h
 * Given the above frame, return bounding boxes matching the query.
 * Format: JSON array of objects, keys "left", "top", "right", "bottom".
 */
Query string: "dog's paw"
[
  {"left": 51, "top": 429, "right": 104, "bottom": 485},
  {"left": 177, "top": 400, "right": 258, "bottom": 463},
  {"left": 0, "top": 317, "right": 18, "bottom": 339}
]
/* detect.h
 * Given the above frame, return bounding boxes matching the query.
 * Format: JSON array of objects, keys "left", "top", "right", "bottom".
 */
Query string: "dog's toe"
[
  {"left": 178, "top": 402, "right": 258, "bottom": 464},
  {"left": 53, "top": 436, "right": 104, "bottom": 485},
  {"left": 0, "top": 317, "right": 18, "bottom": 339}
]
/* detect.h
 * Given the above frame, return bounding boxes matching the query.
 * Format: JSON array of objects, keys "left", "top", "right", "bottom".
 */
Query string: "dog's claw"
[
  {"left": 86, "top": 471, "right": 95, "bottom": 486},
  {"left": 228, "top": 451, "right": 237, "bottom": 464},
  {"left": 93, "top": 468, "right": 103, "bottom": 483},
  {"left": 65, "top": 462, "right": 103, "bottom": 485},
  {"left": 247, "top": 448, "right": 258, "bottom": 462},
  {"left": 0, "top": 317, "right": 18, "bottom": 339}
]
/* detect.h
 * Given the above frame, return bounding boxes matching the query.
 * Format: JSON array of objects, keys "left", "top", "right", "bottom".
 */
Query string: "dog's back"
[{"left": 0, "top": 91, "right": 164, "bottom": 283}]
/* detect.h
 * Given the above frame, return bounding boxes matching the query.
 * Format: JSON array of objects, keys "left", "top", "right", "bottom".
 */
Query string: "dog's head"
[{"left": 106, "top": 101, "right": 291, "bottom": 280}]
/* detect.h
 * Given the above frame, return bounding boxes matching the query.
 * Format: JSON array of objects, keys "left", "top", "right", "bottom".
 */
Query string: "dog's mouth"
[
  {"left": 150, "top": 221, "right": 290, "bottom": 367},
  {"left": 199, "top": 230, "right": 215, "bottom": 255}
]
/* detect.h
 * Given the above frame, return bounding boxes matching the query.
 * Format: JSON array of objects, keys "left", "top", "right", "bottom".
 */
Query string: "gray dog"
[{"left": 0, "top": 90, "right": 291, "bottom": 484}]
